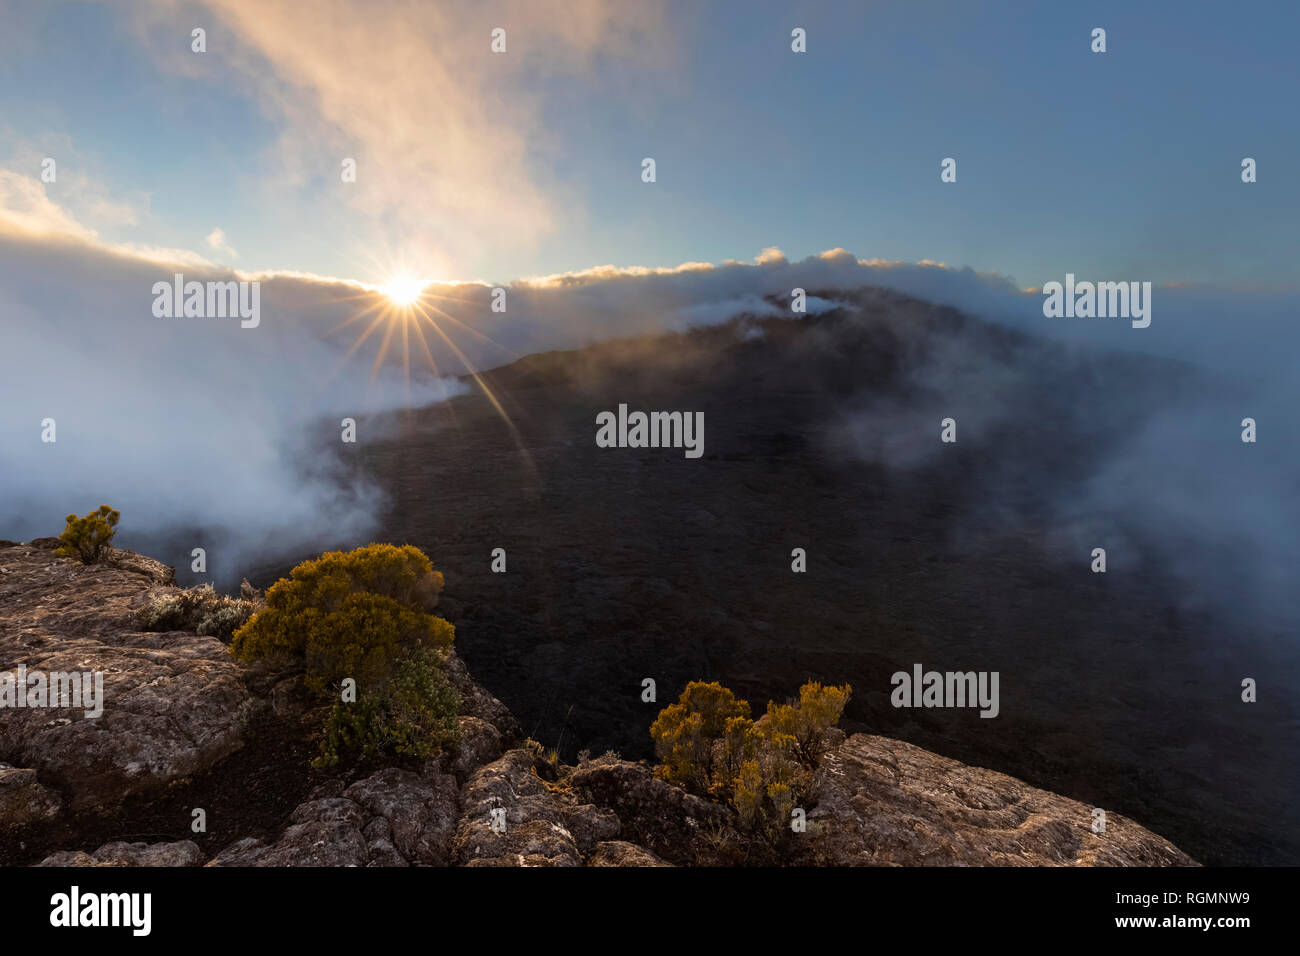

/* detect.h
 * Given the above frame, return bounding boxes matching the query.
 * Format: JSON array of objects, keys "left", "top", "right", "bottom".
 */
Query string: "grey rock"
[
  {"left": 92, "top": 840, "right": 204, "bottom": 867},
  {"left": 795, "top": 733, "right": 1199, "bottom": 866},
  {"left": 0, "top": 763, "right": 61, "bottom": 825},
  {"left": 344, "top": 767, "right": 459, "bottom": 865},
  {"left": 570, "top": 759, "right": 736, "bottom": 865},
  {"left": 563, "top": 803, "right": 622, "bottom": 855},
  {"left": 587, "top": 840, "right": 671, "bottom": 867},
  {"left": 38, "top": 839, "right": 202, "bottom": 867},
  {"left": 453, "top": 749, "right": 581, "bottom": 866},
  {"left": 209, "top": 766, "right": 460, "bottom": 867},
  {"left": 0, "top": 544, "right": 252, "bottom": 811},
  {"left": 449, "top": 715, "right": 503, "bottom": 783},
  {"left": 208, "top": 822, "right": 370, "bottom": 867}
]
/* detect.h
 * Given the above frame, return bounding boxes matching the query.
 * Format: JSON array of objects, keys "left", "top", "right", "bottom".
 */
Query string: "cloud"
[
  {"left": 204, "top": 227, "right": 239, "bottom": 260},
  {"left": 0, "top": 169, "right": 98, "bottom": 241},
  {"left": 0, "top": 208, "right": 463, "bottom": 582},
  {"left": 127, "top": 0, "right": 672, "bottom": 275},
  {"left": 672, "top": 294, "right": 781, "bottom": 328},
  {"left": 0, "top": 167, "right": 213, "bottom": 267},
  {"left": 0, "top": 132, "right": 150, "bottom": 231},
  {"left": 3, "top": 163, "right": 1297, "bottom": 621}
]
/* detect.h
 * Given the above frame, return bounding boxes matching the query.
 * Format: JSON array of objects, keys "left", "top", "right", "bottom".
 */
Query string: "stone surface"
[
  {"left": 449, "top": 716, "right": 503, "bottom": 783},
  {"left": 0, "top": 763, "right": 61, "bottom": 825},
  {"left": 453, "top": 749, "right": 581, "bottom": 866},
  {"left": 208, "top": 767, "right": 460, "bottom": 867},
  {"left": 570, "top": 759, "right": 737, "bottom": 866},
  {"left": 587, "top": 840, "right": 671, "bottom": 867},
  {"left": 0, "top": 544, "right": 254, "bottom": 811},
  {"left": 38, "top": 840, "right": 203, "bottom": 867},
  {"left": 796, "top": 733, "right": 1199, "bottom": 867}
]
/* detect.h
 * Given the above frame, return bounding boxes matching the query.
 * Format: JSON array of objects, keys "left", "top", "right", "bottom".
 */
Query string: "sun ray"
[
  {"left": 339, "top": 310, "right": 392, "bottom": 363},
  {"left": 409, "top": 300, "right": 538, "bottom": 480},
  {"left": 409, "top": 296, "right": 522, "bottom": 363},
  {"left": 311, "top": 273, "right": 540, "bottom": 481},
  {"left": 369, "top": 310, "right": 400, "bottom": 381}
]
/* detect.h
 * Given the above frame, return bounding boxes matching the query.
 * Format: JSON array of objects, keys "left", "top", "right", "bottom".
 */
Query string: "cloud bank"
[
  {"left": 0, "top": 202, "right": 463, "bottom": 580},
  {"left": 2, "top": 171, "right": 1297, "bottom": 627}
]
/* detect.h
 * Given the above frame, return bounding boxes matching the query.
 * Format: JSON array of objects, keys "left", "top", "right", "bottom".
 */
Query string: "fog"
[{"left": 1, "top": 229, "right": 1296, "bottom": 634}]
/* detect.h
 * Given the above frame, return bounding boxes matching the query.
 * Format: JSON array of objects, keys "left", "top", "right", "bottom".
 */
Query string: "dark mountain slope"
[{"left": 271, "top": 286, "right": 1296, "bottom": 865}]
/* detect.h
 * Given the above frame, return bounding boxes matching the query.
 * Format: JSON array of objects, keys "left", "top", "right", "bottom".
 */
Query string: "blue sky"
[{"left": 1, "top": 0, "right": 1296, "bottom": 287}]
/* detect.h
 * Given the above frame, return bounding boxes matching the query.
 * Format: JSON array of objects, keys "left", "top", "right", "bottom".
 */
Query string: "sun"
[{"left": 380, "top": 275, "right": 425, "bottom": 306}]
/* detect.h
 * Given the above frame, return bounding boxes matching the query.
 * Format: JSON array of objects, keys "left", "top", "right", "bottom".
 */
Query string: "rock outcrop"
[
  {"left": 208, "top": 768, "right": 461, "bottom": 867},
  {"left": 570, "top": 759, "right": 736, "bottom": 865},
  {"left": 4, "top": 540, "right": 1198, "bottom": 867},
  {"left": 0, "top": 541, "right": 253, "bottom": 815},
  {"left": 452, "top": 749, "right": 621, "bottom": 866},
  {"left": 796, "top": 733, "right": 1197, "bottom": 866},
  {"left": 0, "top": 763, "right": 61, "bottom": 825},
  {"left": 38, "top": 840, "right": 204, "bottom": 867}
]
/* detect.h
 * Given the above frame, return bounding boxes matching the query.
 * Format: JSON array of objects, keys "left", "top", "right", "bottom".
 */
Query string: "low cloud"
[
  {"left": 2, "top": 172, "right": 1297, "bottom": 622},
  {"left": 0, "top": 202, "right": 463, "bottom": 580}
]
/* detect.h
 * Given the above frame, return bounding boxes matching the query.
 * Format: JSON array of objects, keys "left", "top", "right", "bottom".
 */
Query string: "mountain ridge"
[{"left": 1, "top": 537, "right": 1195, "bottom": 867}]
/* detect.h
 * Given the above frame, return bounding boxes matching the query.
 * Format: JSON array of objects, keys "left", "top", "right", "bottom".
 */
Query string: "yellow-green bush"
[
  {"left": 733, "top": 756, "right": 799, "bottom": 836},
  {"left": 648, "top": 681, "right": 751, "bottom": 796},
  {"left": 230, "top": 544, "right": 453, "bottom": 695},
  {"left": 56, "top": 505, "right": 119, "bottom": 564},
  {"left": 650, "top": 679, "right": 851, "bottom": 842},
  {"left": 314, "top": 648, "right": 461, "bottom": 769},
  {"left": 761, "top": 681, "right": 852, "bottom": 769}
]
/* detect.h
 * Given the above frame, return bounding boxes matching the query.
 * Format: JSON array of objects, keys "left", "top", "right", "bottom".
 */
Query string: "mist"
[
  {"left": 2, "top": 224, "right": 1296, "bottom": 631},
  {"left": 0, "top": 231, "right": 463, "bottom": 582}
]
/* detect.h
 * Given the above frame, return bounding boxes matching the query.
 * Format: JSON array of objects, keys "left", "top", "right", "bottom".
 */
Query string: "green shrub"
[
  {"left": 56, "top": 505, "right": 119, "bottom": 564},
  {"left": 134, "top": 583, "right": 260, "bottom": 641},
  {"left": 229, "top": 544, "right": 453, "bottom": 695},
  {"left": 730, "top": 736, "right": 804, "bottom": 842},
  {"left": 648, "top": 681, "right": 751, "bottom": 797},
  {"left": 314, "top": 648, "right": 461, "bottom": 768},
  {"left": 761, "top": 681, "right": 852, "bottom": 769},
  {"left": 650, "top": 679, "right": 851, "bottom": 844}
]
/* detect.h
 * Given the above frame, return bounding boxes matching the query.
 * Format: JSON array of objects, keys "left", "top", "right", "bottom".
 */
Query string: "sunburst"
[
  {"left": 318, "top": 264, "right": 538, "bottom": 480},
  {"left": 380, "top": 275, "right": 425, "bottom": 306}
]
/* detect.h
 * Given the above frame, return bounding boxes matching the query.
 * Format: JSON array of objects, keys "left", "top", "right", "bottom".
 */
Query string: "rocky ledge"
[
  {"left": 0, "top": 540, "right": 252, "bottom": 813},
  {"left": 0, "top": 542, "right": 1197, "bottom": 866}
]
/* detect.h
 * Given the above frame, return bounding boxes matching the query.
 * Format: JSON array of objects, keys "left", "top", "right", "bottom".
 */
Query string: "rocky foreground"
[{"left": 0, "top": 539, "right": 1196, "bottom": 866}]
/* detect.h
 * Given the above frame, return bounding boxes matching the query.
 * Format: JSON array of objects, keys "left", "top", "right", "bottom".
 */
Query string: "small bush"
[
  {"left": 730, "top": 741, "right": 804, "bottom": 842},
  {"left": 314, "top": 648, "right": 461, "bottom": 768},
  {"left": 229, "top": 544, "right": 453, "bottom": 695},
  {"left": 135, "top": 583, "right": 261, "bottom": 641},
  {"left": 761, "top": 681, "right": 852, "bottom": 769},
  {"left": 650, "top": 679, "right": 851, "bottom": 846},
  {"left": 230, "top": 544, "right": 461, "bottom": 771},
  {"left": 56, "top": 505, "right": 119, "bottom": 564},
  {"left": 648, "top": 681, "right": 751, "bottom": 797}
]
